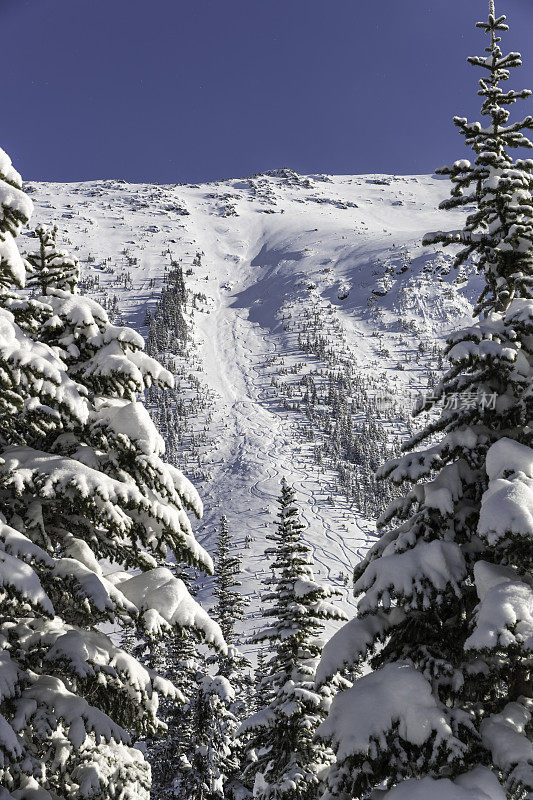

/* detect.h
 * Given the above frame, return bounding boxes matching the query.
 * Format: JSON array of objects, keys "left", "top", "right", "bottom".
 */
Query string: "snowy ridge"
[{"left": 25, "top": 170, "right": 480, "bottom": 645}]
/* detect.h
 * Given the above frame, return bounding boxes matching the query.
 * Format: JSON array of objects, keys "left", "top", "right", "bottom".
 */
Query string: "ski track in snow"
[
  {"left": 185, "top": 210, "right": 367, "bottom": 634},
  {"left": 25, "top": 171, "right": 482, "bottom": 649}
]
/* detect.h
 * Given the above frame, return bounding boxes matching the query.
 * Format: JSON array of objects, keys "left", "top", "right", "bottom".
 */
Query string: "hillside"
[{"left": 24, "top": 169, "right": 480, "bottom": 648}]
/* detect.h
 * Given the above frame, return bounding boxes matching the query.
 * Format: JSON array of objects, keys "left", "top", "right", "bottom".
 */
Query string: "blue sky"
[{"left": 2, "top": 0, "right": 533, "bottom": 183}]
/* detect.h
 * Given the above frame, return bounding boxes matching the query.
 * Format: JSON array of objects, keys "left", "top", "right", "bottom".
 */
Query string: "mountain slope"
[{"left": 25, "top": 170, "right": 480, "bottom": 646}]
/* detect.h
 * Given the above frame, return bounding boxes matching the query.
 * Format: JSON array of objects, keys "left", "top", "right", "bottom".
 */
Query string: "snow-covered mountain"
[{"left": 24, "top": 169, "right": 480, "bottom": 648}]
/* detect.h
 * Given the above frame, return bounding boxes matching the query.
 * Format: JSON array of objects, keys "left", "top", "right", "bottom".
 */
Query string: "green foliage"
[
  {"left": 241, "top": 481, "right": 347, "bottom": 800},
  {"left": 27, "top": 224, "right": 79, "bottom": 293},
  {"left": 320, "top": 7, "right": 533, "bottom": 799},
  {"left": 0, "top": 147, "right": 219, "bottom": 799}
]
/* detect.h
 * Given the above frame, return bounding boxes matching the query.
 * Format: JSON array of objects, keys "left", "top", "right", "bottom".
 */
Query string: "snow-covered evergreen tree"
[
  {"left": 317, "top": 5, "right": 533, "bottom": 799},
  {"left": 147, "top": 260, "right": 188, "bottom": 357},
  {"left": 212, "top": 515, "right": 247, "bottom": 648},
  {"left": 119, "top": 563, "right": 207, "bottom": 800},
  {"left": 423, "top": 0, "right": 533, "bottom": 315},
  {"left": 210, "top": 515, "right": 253, "bottom": 798},
  {"left": 0, "top": 146, "right": 224, "bottom": 799},
  {"left": 252, "top": 647, "right": 267, "bottom": 714},
  {"left": 212, "top": 515, "right": 251, "bottom": 702},
  {"left": 134, "top": 516, "right": 252, "bottom": 800},
  {"left": 142, "top": 626, "right": 207, "bottom": 800},
  {"left": 240, "top": 480, "right": 347, "bottom": 800},
  {"left": 164, "top": 516, "right": 253, "bottom": 800},
  {"left": 180, "top": 673, "right": 239, "bottom": 800},
  {"left": 26, "top": 223, "right": 79, "bottom": 293}
]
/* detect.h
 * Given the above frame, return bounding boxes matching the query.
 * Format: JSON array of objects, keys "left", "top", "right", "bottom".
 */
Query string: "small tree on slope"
[
  {"left": 212, "top": 516, "right": 247, "bottom": 651},
  {"left": 174, "top": 516, "right": 253, "bottom": 800},
  {"left": 316, "top": 5, "right": 533, "bottom": 799},
  {"left": 0, "top": 148, "right": 225, "bottom": 799},
  {"left": 240, "top": 480, "right": 347, "bottom": 800},
  {"left": 210, "top": 515, "right": 253, "bottom": 798},
  {"left": 211, "top": 515, "right": 252, "bottom": 709},
  {"left": 179, "top": 673, "right": 239, "bottom": 800},
  {"left": 26, "top": 224, "right": 79, "bottom": 294}
]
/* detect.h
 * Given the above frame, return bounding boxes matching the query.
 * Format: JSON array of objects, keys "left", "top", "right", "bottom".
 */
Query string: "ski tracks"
[{"left": 179, "top": 209, "right": 375, "bottom": 630}]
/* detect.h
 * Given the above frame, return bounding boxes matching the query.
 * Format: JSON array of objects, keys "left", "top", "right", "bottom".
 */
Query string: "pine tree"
[
  {"left": 26, "top": 223, "right": 79, "bottom": 293},
  {"left": 120, "top": 563, "right": 207, "bottom": 800},
  {"left": 0, "top": 147, "right": 224, "bottom": 799},
  {"left": 317, "top": 5, "right": 533, "bottom": 798},
  {"left": 240, "top": 480, "right": 347, "bottom": 800},
  {"left": 144, "top": 628, "right": 207, "bottom": 800},
  {"left": 181, "top": 674, "right": 239, "bottom": 800},
  {"left": 211, "top": 515, "right": 251, "bottom": 712},
  {"left": 253, "top": 647, "right": 268, "bottom": 714},
  {"left": 210, "top": 515, "right": 253, "bottom": 799},
  {"left": 424, "top": 0, "right": 533, "bottom": 315},
  {"left": 212, "top": 516, "right": 247, "bottom": 647}
]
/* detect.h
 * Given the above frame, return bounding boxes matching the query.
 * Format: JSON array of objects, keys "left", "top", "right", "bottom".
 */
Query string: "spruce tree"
[
  {"left": 181, "top": 674, "right": 239, "bottom": 800},
  {"left": 170, "top": 516, "right": 252, "bottom": 800},
  {"left": 317, "top": 5, "right": 533, "bottom": 798},
  {"left": 211, "top": 515, "right": 251, "bottom": 706},
  {"left": 121, "top": 564, "right": 207, "bottom": 800},
  {"left": 0, "top": 147, "right": 224, "bottom": 799},
  {"left": 240, "top": 480, "right": 347, "bottom": 800},
  {"left": 210, "top": 515, "right": 252, "bottom": 799},
  {"left": 145, "top": 629, "right": 207, "bottom": 800},
  {"left": 253, "top": 647, "right": 268, "bottom": 714},
  {"left": 26, "top": 224, "right": 79, "bottom": 293},
  {"left": 212, "top": 515, "right": 247, "bottom": 648},
  {"left": 147, "top": 261, "right": 188, "bottom": 358},
  {"left": 424, "top": 0, "right": 533, "bottom": 315}
]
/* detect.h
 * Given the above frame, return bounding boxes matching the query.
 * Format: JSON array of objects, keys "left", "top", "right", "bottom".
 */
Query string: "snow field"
[{"left": 26, "top": 170, "right": 475, "bottom": 647}]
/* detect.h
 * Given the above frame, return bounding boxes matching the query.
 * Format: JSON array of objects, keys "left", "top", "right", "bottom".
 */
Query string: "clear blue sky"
[{"left": 2, "top": 0, "right": 533, "bottom": 183}]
